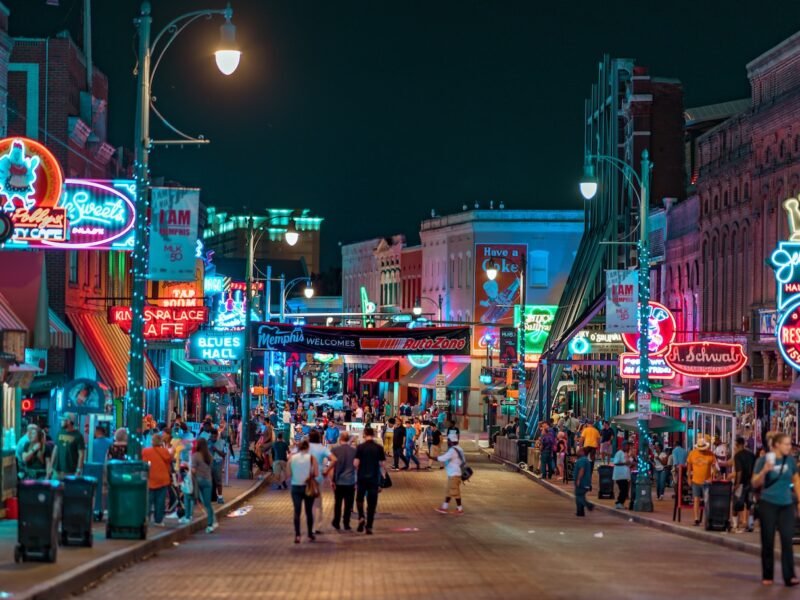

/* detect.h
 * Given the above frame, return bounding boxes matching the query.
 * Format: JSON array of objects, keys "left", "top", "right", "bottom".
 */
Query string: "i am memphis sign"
[{"left": 251, "top": 323, "right": 470, "bottom": 356}]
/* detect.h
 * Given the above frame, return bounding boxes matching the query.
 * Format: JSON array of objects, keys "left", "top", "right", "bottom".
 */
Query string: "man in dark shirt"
[
  {"left": 353, "top": 426, "right": 386, "bottom": 535},
  {"left": 733, "top": 435, "right": 756, "bottom": 532},
  {"left": 392, "top": 421, "right": 408, "bottom": 470},
  {"left": 539, "top": 422, "right": 556, "bottom": 480},
  {"left": 600, "top": 421, "right": 615, "bottom": 464},
  {"left": 330, "top": 431, "right": 357, "bottom": 530},
  {"left": 574, "top": 447, "right": 595, "bottom": 517},
  {"left": 47, "top": 413, "right": 85, "bottom": 479},
  {"left": 270, "top": 432, "right": 290, "bottom": 489}
]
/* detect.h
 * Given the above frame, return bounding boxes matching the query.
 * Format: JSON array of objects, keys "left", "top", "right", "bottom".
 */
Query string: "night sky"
[{"left": 6, "top": 0, "right": 800, "bottom": 270}]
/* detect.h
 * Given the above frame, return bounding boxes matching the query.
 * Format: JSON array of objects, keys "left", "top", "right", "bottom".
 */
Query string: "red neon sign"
[
  {"left": 21, "top": 398, "right": 34, "bottom": 412},
  {"left": 621, "top": 301, "right": 676, "bottom": 356},
  {"left": 664, "top": 341, "right": 748, "bottom": 378},
  {"left": 619, "top": 353, "right": 675, "bottom": 380},
  {"left": 108, "top": 306, "right": 208, "bottom": 340}
]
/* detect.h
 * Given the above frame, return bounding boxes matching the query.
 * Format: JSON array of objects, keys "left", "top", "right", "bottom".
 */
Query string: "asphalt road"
[{"left": 79, "top": 451, "right": 779, "bottom": 600}]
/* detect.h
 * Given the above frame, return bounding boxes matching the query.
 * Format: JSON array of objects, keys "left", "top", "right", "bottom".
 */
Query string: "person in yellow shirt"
[
  {"left": 687, "top": 437, "right": 718, "bottom": 526},
  {"left": 580, "top": 423, "right": 601, "bottom": 472}
]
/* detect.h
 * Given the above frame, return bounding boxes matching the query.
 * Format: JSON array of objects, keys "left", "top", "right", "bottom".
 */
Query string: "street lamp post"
[
  {"left": 580, "top": 149, "right": 653, "bottom": 512},
  {"left": 413, "top": 294, "right": 444, "bottom": 375},
  {"left": 128, "top": 1, "right": 240, "bottom": 458}
]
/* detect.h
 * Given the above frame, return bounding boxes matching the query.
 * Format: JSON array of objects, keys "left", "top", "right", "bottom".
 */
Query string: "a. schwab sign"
[{"left": 251, "top": 323, "right": 470, "bottom": 356}]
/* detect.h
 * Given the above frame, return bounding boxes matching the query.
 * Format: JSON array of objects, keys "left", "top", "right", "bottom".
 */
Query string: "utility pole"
[{"left": 237, "top": 215, "right": 253, "bottom": 479}]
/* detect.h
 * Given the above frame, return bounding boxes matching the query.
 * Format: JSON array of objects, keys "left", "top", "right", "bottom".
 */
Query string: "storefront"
[{"left": 359, "top": 359, "right": 399, "bottom": 405}]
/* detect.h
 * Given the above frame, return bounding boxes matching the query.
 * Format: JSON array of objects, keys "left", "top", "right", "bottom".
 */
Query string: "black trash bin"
[
  {"left": 61, "top": 476, "right": 97, "bottom": 547},
  {"left": 16, "top": 480, "right": 63, "bottom": 563},
  {"left": 83, "top": 462, "right": 106, "bottom": 521},
  {"left": 704, "top": 481, "right": 731, "bottom": 531},
  {"left": 516, "top": 439, "right": 533, "bottom": 464},
  {"left": 597, "top": 465, "right": 614, "bottom": 499}
]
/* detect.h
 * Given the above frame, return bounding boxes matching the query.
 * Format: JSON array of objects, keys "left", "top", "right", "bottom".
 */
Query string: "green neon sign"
[{"left": 513, "top": 305, "right": 558, "bottom": 355}]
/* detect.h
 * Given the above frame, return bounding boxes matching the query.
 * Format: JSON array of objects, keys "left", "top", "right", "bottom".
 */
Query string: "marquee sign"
[
  {"left": 778, "top": 301, "right": 800, "bottom": 372},
  {"left": 619, "top": 353, "right": 675, "bottom": 380},
  {"left": 664, "top": 341, "right": 747, "bottom": 378},
  {"left": 108, "top": 306, "right": 208, "bottom": 340},
  {"left": 188, "top": 330, "right": 244, "bottom": 361},
  {"left": 251, "top": 322, "right": 470, "bottom": 356},
  {"left": 621, "top": 301, "right": 676, "bottom": 355}
]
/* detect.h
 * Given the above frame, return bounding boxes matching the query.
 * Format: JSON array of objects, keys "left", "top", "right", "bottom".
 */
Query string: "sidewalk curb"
[
  {"left": 481, "top": 448, "right": 780, "bottom": 559},
  {"left": 18, "top": 476, "right": 269, "bottom": 600}
]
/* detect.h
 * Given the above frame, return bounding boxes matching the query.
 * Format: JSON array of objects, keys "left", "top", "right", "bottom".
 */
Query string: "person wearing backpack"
[{"left": 435, "top": 432, "right": 467, "bottom": 515}]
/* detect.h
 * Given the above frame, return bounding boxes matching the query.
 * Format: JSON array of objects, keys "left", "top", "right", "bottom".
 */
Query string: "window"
[
  {"left": 93, "top": 252, "right": 102, "bottom": 289},
  {"left": 733, "top": 187, "right": 739, "bottom": 203},
  {"left": 530, "top": 250, "right": 549, "bottom": 288},
  {"left": 744, "top": 182, "right": 750, "bottom": 199},
  {"left": 82, "top": 253, "right": 90, "bottom": 286},
  {"left": 68, "top": 251, "right": 78, "bottom": 284}
]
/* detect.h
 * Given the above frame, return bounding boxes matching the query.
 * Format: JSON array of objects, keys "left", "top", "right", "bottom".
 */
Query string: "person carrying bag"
[{"left": 288, "top": 440, "right": 319, "bottom": 543}]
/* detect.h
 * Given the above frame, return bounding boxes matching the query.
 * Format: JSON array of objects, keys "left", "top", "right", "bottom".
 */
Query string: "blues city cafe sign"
[
  {"left": 188, "top": 330, "right": 244, "bottom": 361},
  {"left": 0, "top": 137, "right": 137, "bottom": 250},
  {"left": 251, "top": 322, "right": 471, "bottom": 356}
]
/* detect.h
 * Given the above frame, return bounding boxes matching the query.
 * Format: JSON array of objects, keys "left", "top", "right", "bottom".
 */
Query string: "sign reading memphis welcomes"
[{"left": 251, "top": 323, "right": 471, "bottom": 356}]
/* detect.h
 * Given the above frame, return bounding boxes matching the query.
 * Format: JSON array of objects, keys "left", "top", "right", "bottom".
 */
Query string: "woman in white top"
[{"left": 288, "top": 439, "right": 318, "bottom": 543}]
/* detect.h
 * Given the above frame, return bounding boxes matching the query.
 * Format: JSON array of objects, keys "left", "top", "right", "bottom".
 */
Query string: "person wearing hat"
[
  {"left": 435, "top": 432, "right": 466, "bottom": 515},
  {"left": 686, "top": 436, "right": 718, "bottom": 525},
  {"left": 47, "top": 412, "right": 85, "bottom": 479}
]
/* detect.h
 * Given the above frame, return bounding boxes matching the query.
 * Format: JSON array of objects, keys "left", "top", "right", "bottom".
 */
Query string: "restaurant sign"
[
  {"left": 108, "top": 306, "right": 208, "bottom": 340},
  {"left": 251, "top": 322, "right": 470, "bottom": 356},
  {"left": 619, "top": 353, "right": 675, "bottom": 380},
  {"left": 664, "top": 342, "right": 747, "bottom": 378},
  {"left": 777, "top": 302, "right": 800, "bottom": 372}
]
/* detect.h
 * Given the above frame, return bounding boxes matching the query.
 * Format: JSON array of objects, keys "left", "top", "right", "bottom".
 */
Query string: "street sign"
[
  {"left": 435, "top": 373, "right": 447, "bottom": 401},
  {"left": 501, "top": 398, "right": 517, "bottom": 406},
  {"left": 434, "top": 400, "right": 449, "bottom": 409},
  {"left": 637, "top": 392, "right": 652, "bottom": 418}
]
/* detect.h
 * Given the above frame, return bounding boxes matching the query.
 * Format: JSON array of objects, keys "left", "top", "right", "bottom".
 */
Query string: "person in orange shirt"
[
  {"left": 142, "top": 433, "right": 173, "bottom": 527},
  {"left": 686, "top": 437, "right": 718, "bottom": 526},
  {"left": 580, "top": 423, "right": 601, "bottom": 472}
]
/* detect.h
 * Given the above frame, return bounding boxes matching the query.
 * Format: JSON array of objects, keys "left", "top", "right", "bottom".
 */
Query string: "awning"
[
  {"left": 652, "top": 385, "right": 699, "bottom": 404},
  {"left": 407, "top": 361, "right": 472, "bottom": 389},
  {"left": 360, "top": 359, "right": 399, "bottom": 383},
  {"left": 67, "top": 310, "right": 160, "bottom": 397},
  {"left": 5, "top": 363, "right": 40, "bottom": 389},
  {"left": 404, "top": 363, "right": 439, "bottom": 387},
  {"left": 49, "top": 309, "right": 73, "bottom": 349},
  {"left": 0, "top": 291, "right": 26, "bottom": 332},
  {"left": 734, "top": 380, "right": 791, "bottom": 400},
  {"left": 171, "top": 358, "right": 214, "bottom": 387},
  {"left": 612, "top": 412, "right": 686, "bottom": 434}
]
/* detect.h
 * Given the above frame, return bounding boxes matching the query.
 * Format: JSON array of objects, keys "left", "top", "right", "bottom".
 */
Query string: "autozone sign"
[
  {"left": 251, "top": 322, "right": 470, "bottom": 356},
  {"left": 664, "top": 341, "right": 747, "bottom": 378},
  {"left": 108, "top": 306, "right": 208, "bottom": 339}
]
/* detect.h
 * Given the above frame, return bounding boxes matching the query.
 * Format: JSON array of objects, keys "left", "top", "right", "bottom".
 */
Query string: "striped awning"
[
  {"left": 67, "top": 310, "right": 160, "bottom": 398},
  {"left": 360, "top": 359, "right": 399, "bottom": 383},
  {"left": 171, "top": 358, "right": 214, "bottom": 387},
  {"left": 49, "top": 309, "right": 73, "bottom": 349},
  {"left": 0, "top": 292, "right": 27, "bottom": 332}
]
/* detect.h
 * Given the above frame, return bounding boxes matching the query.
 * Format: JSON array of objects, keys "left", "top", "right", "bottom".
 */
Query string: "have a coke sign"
[
  {"left": 664, "top": 342, "right": 747, "bottom": 378},
  {"left": 108, "top": 306, "right": 208, "bottom": 340}
]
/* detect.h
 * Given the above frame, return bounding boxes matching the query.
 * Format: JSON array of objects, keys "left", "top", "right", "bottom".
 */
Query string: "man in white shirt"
[{"left": 435, "top": 433, "right": 465, "bottom": 515}]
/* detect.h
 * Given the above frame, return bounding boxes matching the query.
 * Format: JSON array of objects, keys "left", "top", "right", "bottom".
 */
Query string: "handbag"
[
  {"left": 455, "top": 447, "right": 474, "bottom": 482},
  {"left": 305, "top": 456, "right": 320, "bottom": 498},
  {"left": 381, "top": 471, "right": 393, "bottom": 489}
]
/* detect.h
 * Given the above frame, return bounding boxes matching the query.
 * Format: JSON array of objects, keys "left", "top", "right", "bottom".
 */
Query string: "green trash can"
[{"left": 106, "top": 460, "right": 149, "bottom": 540}]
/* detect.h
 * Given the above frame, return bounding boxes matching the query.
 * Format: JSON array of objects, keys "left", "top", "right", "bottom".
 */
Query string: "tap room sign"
[{"left": 251, "top": 322, "right": 470, "bottom": 356}]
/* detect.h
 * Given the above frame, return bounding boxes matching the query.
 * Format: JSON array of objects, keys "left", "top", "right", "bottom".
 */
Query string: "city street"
[{"left": 80, "top": 454, "right": 768, "bottom": 600}]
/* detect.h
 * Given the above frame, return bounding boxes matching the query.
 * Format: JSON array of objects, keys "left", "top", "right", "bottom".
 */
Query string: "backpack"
[{"left": 455, "top": 447, "right": 474, "bottom": 482}]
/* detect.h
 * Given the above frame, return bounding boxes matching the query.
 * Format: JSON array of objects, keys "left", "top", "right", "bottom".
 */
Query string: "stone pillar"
[
  {"left": 762, "top": 351, "right": 772, "bottom": 381},
  {"left": 777, "top": 355, "right": 785, "bottom": 383}
]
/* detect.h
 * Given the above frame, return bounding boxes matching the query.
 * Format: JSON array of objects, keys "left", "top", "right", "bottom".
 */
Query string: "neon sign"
[
  {"left": 771, "top": 197, "right": 800, "bottom": 310},
  {"left": 664, "top": 341, "right": 747, "bottom": 378},
  {"left": 619, "top": 353, "right": 675, "bottom": 379},
  {"left": 408, "top": 354, "right": 434, "bottom": 368},
  {"left": 313, "top": 353, "right": 338, "bottom": 363},
  {"left": 0, "top": 138, "right": 61, "bottom": 211},
  {"left": 188, "top": 330, "right": 244, "bottom": 361},
  {"left": 108, "top": 306, "right": 208, "bottom": 340},
  {"left": 777, "top": 302, "right": 800, "bottom": 371},
  {"left": 621, "top": 301, "right": 676, "bottom": 355}
]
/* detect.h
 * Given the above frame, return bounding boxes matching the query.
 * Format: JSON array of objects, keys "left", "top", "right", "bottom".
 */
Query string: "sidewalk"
[
  {"left": 0, "top": 458, "right": 268, "bottom": 600},
  {"left": 482, "top": 447, "right": 800, "bottom": 559}
]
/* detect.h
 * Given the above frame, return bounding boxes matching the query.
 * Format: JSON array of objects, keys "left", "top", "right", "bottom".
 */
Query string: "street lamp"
[
  {"left": 303, "top": 281, "right": 314, "bottom": 299},
  {"left": 579, "top": 149, "right": 653, "bottom": 512},
  {"left": 127, "top": 1, "right": 241, "bottom": 459},
  {"left": 486, "top": 262, "right": 499, "bottom": 281},
  {"left": 284, "top": 220, "right": 300, "bottom": 246}
]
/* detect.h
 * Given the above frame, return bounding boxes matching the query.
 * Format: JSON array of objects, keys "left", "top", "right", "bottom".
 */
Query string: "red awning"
[
  {"left": 0, "top": 292, "right": 27, "bottom": 332},
  {"left": 67, "top": 310, "right": 160, "bottom": 398},
  {"left": 360, "top": 359, "right": 399, "bottom": 383}
]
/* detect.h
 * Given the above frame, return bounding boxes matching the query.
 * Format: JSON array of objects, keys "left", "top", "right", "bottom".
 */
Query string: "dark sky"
[{"left": 6, "top": 1, "right": 800, "bottom": 270}]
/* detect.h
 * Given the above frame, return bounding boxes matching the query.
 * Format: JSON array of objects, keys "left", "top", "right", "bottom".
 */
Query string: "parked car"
[{"left": 302, "top": 392, "right": 344, "bottom": 412}]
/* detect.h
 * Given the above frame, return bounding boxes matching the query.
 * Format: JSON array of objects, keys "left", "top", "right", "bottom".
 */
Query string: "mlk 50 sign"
[{"left": 0, "top": 137, "right": 138, "bottom": 250}]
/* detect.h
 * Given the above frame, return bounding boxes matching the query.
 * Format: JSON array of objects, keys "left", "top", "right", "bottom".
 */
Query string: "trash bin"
[
  {"left": 15, "top": 480, "right": 63, "bottom": 563},
  {"left": 516, "top": 439, "right": 533, "bottom": 464},
  {"left": 597, "top": 465, "right": 614, "bottom": 499},
  {"left": 488, "top": 426, "right": 501, "bottom": 447},
  {"left": 83, "top": 462, "right": 106, "bottom": 521},
  {"left": 106, "top": 460, "right": 149, "bottom": 540},
  {"left": 61, "top": 476, "right": 97, "bottom": 547}
]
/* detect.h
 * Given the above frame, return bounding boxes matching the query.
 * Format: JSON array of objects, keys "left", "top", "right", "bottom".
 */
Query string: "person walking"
[
  {"left": 580, "top": 422, "right": 601, "bottom": 472},
  {"left": 142, "top": 433, "right": 172, "bottom": 527},
  {"left": 654, "top": 442, "right": 668, "bottom": 500},
  {"left": 599, "top": 421, "right": 614, "bottom": 464},
  {"left": 47, "top": 413, "right": 85, "bottom": 479},
  {"left": 383, "top": 418, "right": 394, "bottom": 457},
  {"left": 686, "top": 437, "right": 717, "bottom": 526},
  {"left": 751, "top": 432, "right": 800, "bottom": 587},
  {"left": 392, "top": 419, "right": 408, "bottom": 470},
  {"left": 574, "top": 447, "right": 594, "bottom": 517},
  {"left": 288, "top": 439, "right": 319, "bottom": 543},
  {"left": 308, "top": 430, "right": 335, "bottom": 533},
  {"left": 612, "top": 441, "right": 632, "bottom": 509},
  {"left": 209, "top": 428, "right": 226, "bottom": 503},
  {"left": 324, "top": 422, "right": 340, "bottom": 447},
  {"left": 271, "top": 432, "right": 290, "bottom": 490},
  {"left": 403, "top": 420, "right": 421, "bottom": 470},
  {"left": 435, "top": 432, "right": 466, "bottom": 515},
  {"left": 732, "top": 435, "right": 756, "bottom": 533},
  {"left": 353, "top": 426, "right": 386, "bottom": 535},
  {"left": 192, "top": 438, "right": 217, "bottom": 533},
  {"left": 330, "top": 431, "right": 357, "bottom": 531},
  {"left": 539, "top": 422, "right": 556, "bottom": 480}
]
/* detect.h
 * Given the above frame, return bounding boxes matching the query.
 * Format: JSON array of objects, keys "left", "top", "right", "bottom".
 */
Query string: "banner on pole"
[
  {"left": 148, "top": 187, "right": 199, "bottom": 281},
  {"left": 605, "top": 270, "right": 638, "bottom": 333}
]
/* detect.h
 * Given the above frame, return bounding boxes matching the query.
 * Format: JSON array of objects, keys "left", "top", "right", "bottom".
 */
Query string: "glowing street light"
[
  {"left": 214, "top": 12, "right": 241, "bottom": 75},
  {"left": 579, "top": 162, "right": 598, "bottom": 200},
  {"left": 284, "top": 220, "right": 299, "bottom": 246},
  {"left": 303, "top": 281, "right": 315, "bottom": 299}
]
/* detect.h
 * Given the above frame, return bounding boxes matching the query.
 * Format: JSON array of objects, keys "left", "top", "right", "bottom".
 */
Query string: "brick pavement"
[{"left": 76, "top": 451, "right": 776, "bottom": 600}]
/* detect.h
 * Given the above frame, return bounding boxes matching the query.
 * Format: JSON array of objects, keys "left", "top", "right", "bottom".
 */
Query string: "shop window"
[
  {"left": 68, "top": 250, "right": 78, "bottom": 284},
  {"left": 530, "top": 250, "right": 549, "bottom": 288}
]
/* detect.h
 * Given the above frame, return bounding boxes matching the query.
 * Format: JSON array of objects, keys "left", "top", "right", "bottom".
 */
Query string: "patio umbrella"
[{"left": 611, "top": 412, "right": 686, "bottom": 434}]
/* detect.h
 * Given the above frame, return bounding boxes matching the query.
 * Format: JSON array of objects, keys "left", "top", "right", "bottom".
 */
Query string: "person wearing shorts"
[
  {"left": 687, "top": 437, "right": 717, "bottom": 526},
  {"left": 435, "top": 433, "right": 465, "bottom": 515},
  {"left": 599, "top": 421, "right": 614, "bottom": 464}
]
